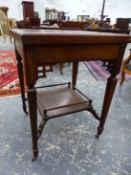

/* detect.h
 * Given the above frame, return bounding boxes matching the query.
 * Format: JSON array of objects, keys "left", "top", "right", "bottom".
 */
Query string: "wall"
[
  {"left": 0, "top": 0, "right": 20, "bottom": 18},
  {"left": 105, "top": 0, "right": 131, "bottom": 24},
  {"left": 0, "top": 0, "right": 131, "bottom": 24}
]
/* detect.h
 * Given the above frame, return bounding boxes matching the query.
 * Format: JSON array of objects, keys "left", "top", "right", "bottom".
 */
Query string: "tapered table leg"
[
  {"left": 72, "top": 62, "right": 78, "bottom": 88},
  {"left": 15, "top": 50, "right": 27, "bottom": 113},
  {"left": 96, "top": 76, "right": 118, "bottom": 137},
  {"left": 28, "top": 88, "right": 38, "bottom": 160},
  {"left": 96, "top": 44, "right": 127, "bottom": 137}
]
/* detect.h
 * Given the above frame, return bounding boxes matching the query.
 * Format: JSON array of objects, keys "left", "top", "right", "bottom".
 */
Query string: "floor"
[{"left": 0, "top": 37, "right": 131, "bottom": 175}]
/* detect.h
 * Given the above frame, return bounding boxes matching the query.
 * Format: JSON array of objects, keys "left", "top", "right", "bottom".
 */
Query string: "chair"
[
  {"left": 36, "top": 63, "right": 61, "bottom": 79},
  {"left": 0, "top": 10, "right": 11, "bottom": 42},
  {"left": 120, "top": 49, "right": 131, "bottom": 86}
]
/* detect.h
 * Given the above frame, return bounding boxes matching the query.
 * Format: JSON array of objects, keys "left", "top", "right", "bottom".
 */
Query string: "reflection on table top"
[{"left": 10, "top": 28, "right": 131, "bottom": 45}]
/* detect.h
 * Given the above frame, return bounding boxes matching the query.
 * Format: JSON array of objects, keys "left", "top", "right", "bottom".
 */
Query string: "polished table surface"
[
  {"left": 86, "top": 26, "right": 130, "bottom": 34},
  {"left": 10, "top": 29, "right": 131, "bottom": 159}
]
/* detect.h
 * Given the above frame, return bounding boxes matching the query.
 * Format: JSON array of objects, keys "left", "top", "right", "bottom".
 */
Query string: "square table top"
[{"left": 10, "top": 28, "right": 131, "bottom": 45}]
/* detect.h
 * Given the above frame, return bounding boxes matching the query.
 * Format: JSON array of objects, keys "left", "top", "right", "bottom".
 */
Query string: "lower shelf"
[{"left": 37, "top": 86, "right": 90, "bottom": 118}]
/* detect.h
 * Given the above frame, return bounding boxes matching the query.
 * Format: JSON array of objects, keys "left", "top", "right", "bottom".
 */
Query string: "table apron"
[{"left": 29, "top": 44, "right": 119, "bottom": 64}]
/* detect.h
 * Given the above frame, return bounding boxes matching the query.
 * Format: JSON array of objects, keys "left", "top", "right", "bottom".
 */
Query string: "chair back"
[{"left": 0, "top": 9, "right": 10, "bottom": 36}]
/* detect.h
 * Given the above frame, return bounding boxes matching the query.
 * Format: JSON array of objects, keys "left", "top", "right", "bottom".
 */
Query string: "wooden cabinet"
[
  {"left": 21, "top": 1, "right": 40, "bottom": 26},
  {"left": 21, "top": 1, "right": 34, "bottom": 19}
]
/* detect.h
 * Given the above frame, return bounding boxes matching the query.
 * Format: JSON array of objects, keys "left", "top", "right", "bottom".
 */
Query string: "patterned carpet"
[
  {"left": 84, "top": 61, "right": 131, "bottom": 81},
  {"left": 0, "top": 49, "right": 20, "bottom": 96},
  {"left": 84, "top": 61, "right": 110, "bottom": 80}
]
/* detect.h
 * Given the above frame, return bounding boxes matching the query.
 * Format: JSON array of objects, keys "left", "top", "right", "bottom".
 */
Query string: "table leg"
[
  {"left": 15, "top": 50, "right": 27, "bottom": 113},
  {"left": 96, "top": 75, "right": 117, "bottom": 137},
  {"left": 59, "top": 63, "right": 64, "bottom": 75},
  {"left": 72, "top": 62, "right": 78, "bottom": 88},
  {"left": 28, "top": 88, "right": 38, "bottom": 160},
  {"left": 96, "top": 44, "right": 127, "bottom": 137}
]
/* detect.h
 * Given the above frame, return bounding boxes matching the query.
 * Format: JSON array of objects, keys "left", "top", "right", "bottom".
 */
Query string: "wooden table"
[
  {"left": 86, "top": 26, "right": 130, "bottom": 34},
  {"left": 10, "top": 29, "right": 131, "bottom": 160}
]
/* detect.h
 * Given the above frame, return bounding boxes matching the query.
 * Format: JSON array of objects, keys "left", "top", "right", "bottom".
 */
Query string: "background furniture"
[
  {"left": 0, "top": 6, "right": 8, "bottom": 17},
  {"left": 10, "top": 29, "right": 131, "bottom": 160},
  {"left": 0, "top": 9, "right": 11, "bottom": 42},
  {"left": 21, "top": 1, "right": 40, "bottom": 26},
  {"left": 21, "top": 1, "right": 34, "bottom": 19},
  {"left": 115, "top": 18, "right": 130, "bottom": 34},
  {"left": 59, "top": 21, "right": 85, "bottom": 30},
  {"left": 0, "top": 6, "right": 15, "bottom": 42},
  {"left": 77, "top": 15, "right": 90, "bottom": 21},
  {"left": 0, "top": 6, "right": 8, "bottom": 36},
  {"left": 120, "top": 49, "right": 131, "bottom": 86},
  {"left": 45, "top": 7, "right": 66, "bottom": 21}
]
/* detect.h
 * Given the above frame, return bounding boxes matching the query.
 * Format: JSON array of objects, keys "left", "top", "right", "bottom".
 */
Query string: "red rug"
[{"left": 0, "top": 50, "right": 20, "bottom": 97}]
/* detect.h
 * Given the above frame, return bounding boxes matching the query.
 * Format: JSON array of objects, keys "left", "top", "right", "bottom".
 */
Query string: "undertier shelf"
[{"left": 37, "top": 86, "right": 90, "bottom": 118}]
